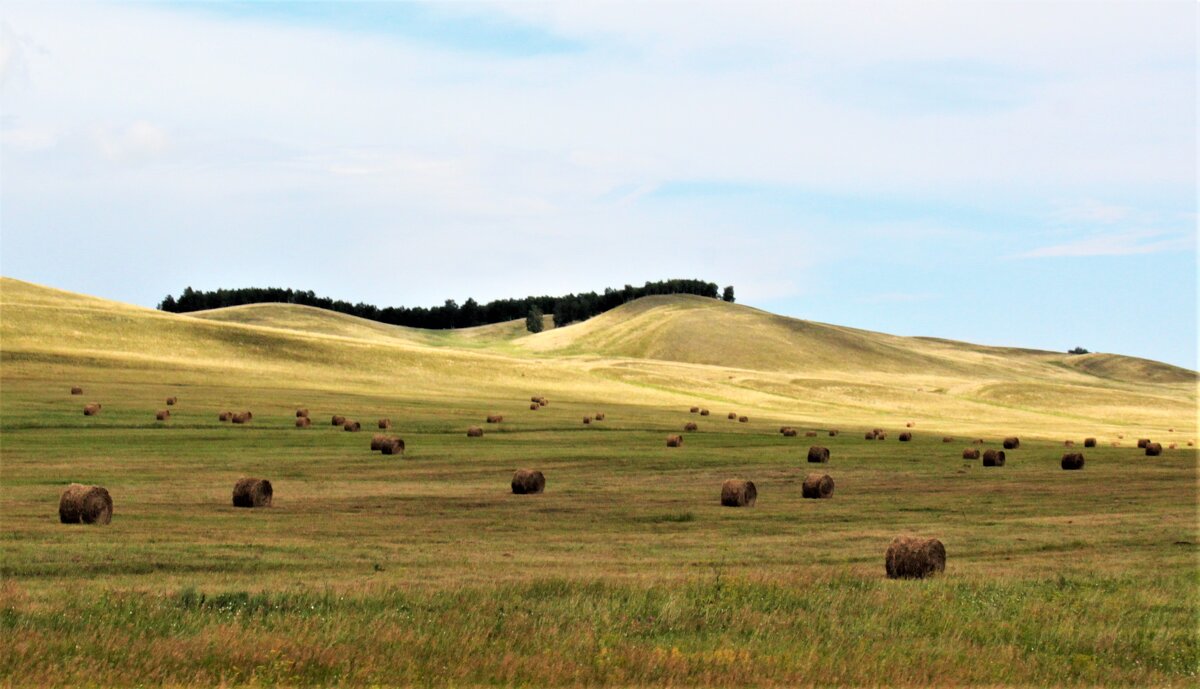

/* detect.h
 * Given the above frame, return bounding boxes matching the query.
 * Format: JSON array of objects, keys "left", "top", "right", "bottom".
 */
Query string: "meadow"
[{"left": 0, "top": 278, "right": 1196, "bottom": 686}]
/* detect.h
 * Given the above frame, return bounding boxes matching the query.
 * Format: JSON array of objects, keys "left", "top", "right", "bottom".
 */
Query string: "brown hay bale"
[
  {"left": 1188, "top": 441, "right": 1194, "bottom": 447},
  {"left": 690, "top": 407, "right": 700, "bottom": 413},
  {"left": 219, "top": 411, "right": 231, "bottom": 422},
  {"left": 738, "top": 416, "right": 749, "bottom": 423},
  {"left": 530, "top": 396, "right": 548, "bottom": 406},
  {"left": 982, "top": 449, "right": 1006, "bottom": 466},
  {"left": 1061, "top": 453, "right": 1085, "bottom": 470},
  {"left": 905, "top": 422, "right": 914, "bottom": 428},
  {"left": 381, "top": 438, "right": 405, "bottom": 455},
  {"left": 155, "top": 410, "right": 170, "bottom": 421},
  {"left": 962, "top": 448, "right": 980, "bottom": 460},
  {"left": 231, "top": 412, "right": 250, "bottom": 424},
  {"left": 684, "top": 422, "right": 698, "bottom": 432},
  {"left": 511, "top": 469, "right": 545, "bottom": 494},
  {"left": 875, "top": 432, "right": 888, "bottom": 440},
  {"left": 1117, "top": 434, "right": 1124, "bottom": 439},
  {"left": 296, "top": 409, "right": 308, "bottom": 418},
  {"left": 594, "top": 412, "right": 606, "bottom": 421},
  {"left": 805, "top": 431, "right": 818, "bottom": 437},
  {"left": 973, "top": 438, "right": 985, "bottom": 444},
  {"left": 583, "top": 416, "right": 592, "bottom": 424},
  {"left": 232, "top": 478, "right": 273, "bottom": 508},
  {"left": 1169, "top": 428, "right": 1174, "bottom": 432},
  {"left": 873, "top": 428, "right": 885, "bottom": 436},
  {"left": 1001, "top": 437, "right": 1019, "bottom": 449},
  {"left": 486, "top": 414, "right": 504, "bottom": 424},
  {"left": 801, "top": 473, "right": 834, "bottom": 499},
  {"left": 1145, "top": 442, "right": 1162, "bottom": 456},
  {"left": 666, "top": 434, "right": 684, "bottom": 447},
  {"left": 1168, "top": 443, "right": 1177, "bottom": 450},
  {"left": 699, "top": 409, "right": 710, "bottom": 416},
  {"left": 779, "top": 426, "right": 792, "bottom": 434},
  {"left": 865, "top": 431, "right": 876, "bottom": 440},
  {"left": 1084, "top": 438, "right": 1096, "bottom": 447},
  {"left": 720, "top": 479, "right": 757, "bottom": 507},
  {"left": 899, "top": 432, "right": 912, "bottom": 442},
  {"left": 467, "top": 426, "right": 483, "bottom": 437},
  {"left": 807, "top": 446, "right": 830, "bottom": 463},
  {"left": 343, "top": 421, "right": 361, "bottom": 432},
  {"left": 829, "top": 430, "right": 839, "bottom": 436},
  {"left": 370, "top": 434, "right": 389, "bottom": 451},
  {"left": 530, "top": 403, "right": 539, "bottom": 410},
  {"left": 166, "top": 396, "right": 177, "bottom": 406},
  {"left": 531, "top": 396, "right": 542, "bottom": 403},
  {"left": 1064, "top": 440, "right": 1074, "bottom": 447},
  {"left": 728, "top": 412, "right": 738, "bottom": 420},
  {"left": 885, "top": 536, "right": 946, "bottom": 579},
  {"left": 58, "top": 484, "right": 113, "bottom": 525},
  {"left": 82, "top": 403, "right": 101, "bottom": 416},
  {"left": 70, "top": 386, "right": 83, "bottom": 395},
  {"left": 782, "top": 428, "right": 798, "bottom": 437},
  {"left": 295, "top": 417, "right": 311, "bottom": 428},
  {"left": 1136, "top": 438, "right": 1151, "bottom": 449},
  {"left": 942, "top": 437, "right": 953, "bottom": 443},
  {"left": 332, "top": 415, "right": 347, "bottom": 426},
  {"left": 378, "top": 418, "right": 391, "bottom": 429}
]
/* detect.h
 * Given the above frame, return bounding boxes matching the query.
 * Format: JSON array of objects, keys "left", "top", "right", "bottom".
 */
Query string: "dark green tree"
[
  {"left": 722, "top": 285, "right": 735, "bottom": 302},
  {"left": 525, "top": 306, "right": 545, "bottom": 333}
]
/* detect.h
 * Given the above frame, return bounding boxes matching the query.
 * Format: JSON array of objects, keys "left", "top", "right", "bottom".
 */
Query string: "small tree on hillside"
[
  {"left": 525, "top": 306, "right": 545, "bottom": 333},
  {"left": 722, "top": 285, "right": 735, "bottom": 302}
]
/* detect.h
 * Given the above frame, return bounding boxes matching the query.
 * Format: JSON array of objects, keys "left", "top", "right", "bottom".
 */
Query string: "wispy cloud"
[{"left": 1019, "top": 230, "right": 1193, "bottom": 258}]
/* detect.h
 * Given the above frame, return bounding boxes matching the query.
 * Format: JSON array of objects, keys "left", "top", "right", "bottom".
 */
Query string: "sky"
[{"left": 1, "top": 0, "right": 1196, "bottom": 368}]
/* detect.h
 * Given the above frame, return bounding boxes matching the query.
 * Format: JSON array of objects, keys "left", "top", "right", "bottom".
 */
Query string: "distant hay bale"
[
  {"left": 875, "top": 431, "right": 888, "bottom": 440},
  {"left": 739, "top": 416, "right": 749, "bottom": 423},
  {"left": 531, "top": 396, "right": 548, "bottom": 406},
  {"left": 829, "top": 430, "right": 839, "bottom": 436},
  {"left": 973, "top": 439, "right": 985, "bottom": 444},
  {"left": 70, "top": 386, "right": 83, "bottom": 395},
  {"left": 1002, "top": 437, "right": 1020, "bottom": 449},
  {"left": 295, "top": 417, "right": 311, "bottom": 428},
  {"left": 942, "top": 437, "right": 953, "bottom": 443},
  {"left": 1136, "top": 438, "right": 1151, "bottom": 449},
  {"left": 666, "top": 434, "right": 684, "bottom": 447},
  {"left": 332, "top": 415, "right": 347, "bottom": 426},
  {"left": 511, "top": 469, "right": 545, "bottom": 494},
  {"left": 583, "top": 416, "right": 592, "bottom": 424},
  {"left": 381, "top": 438, "right": 405, "bottom": 455},
  {"left": 905, "top": 422, "right": 914, "bottom": 428},
  {"left": 962, "top": 448, "right": 980, "bottom": 459},
  {"left": 982, "top": 449, "right": 1006, "bottom": 466},
  {"left": 166, "top": 396, "right": 177, "bottom": 406},
  {"left": 370, "top": 434, "right": 389, "bottom": 451},
  {"left": 1169, "top": 428, "right": 1174, "bottom": 432},
  {"left": 865, "top": 431, "right": 876, "bottom": 440},
  {"left": 781, "top": 428, "right": 798, "bottom": 437},
  {"left": 1145, "top": 442, "right": 1162, "bottom": 456},
  {"left": 1084, "top": 438, "right": 1097, "bottom": 447},
  {"left": 467, "top": 426, "right": 483, "bottom": 437},
  {"left": 885, "top": 536, "right": 946, "bottom": 579},
  {"left": 245, "top": 411, "right": 253, "bottom": 420},
  {"left": 486, "top": 415, "right": 504, "bottom": 424},
  {"left": 1064, "top": 440, "right": 1075, "bottom": 447},
  {"left": 83, "top": 403, "right": 101, "bottom": 416},
  {"left": 530, "top": 403, "right": 539, "bottom": 410},
  {"left": 155, "top": 410, "right": 170, "bottom": 421},
  {"left": 296, "top": 409, "right": 308, "bottom": 418},
  {"left": 232, "top": 478, "right": 273, "bottom": 508},
  {"left": 343, "top": 421, "right": 361, "bottom": 432},
  {"left": 1061, "top": 453, "right": 1085, "bottom": 470},
  {"left": 801, "top": 473, "right": 834, "bottom": 499},
  {"left": 684, "top": 422, "right": 698, "bottom": 432},
  {"left": 58, "top": 484, "right": 113, "bottom": 525},
  {"left": 595, "top": 412, "right": 606, "bottom": 421},
  {"left": 1168, "top": 443, "right": 1177, "bottom": 450},
  {"left": 720, "top": 479, "right": 757, "bottom": 507},
  {"left": 1117, "top": 434, "right": 1124, "bottom": 439},
  {"left": 899, "top": 432, "right": 912, "bottom": 442},
  {"left": 219, "top": 411, "right": 231, "bottom": 422},
  {"left": 378, "top": 419, "right": 391, "bottom": 429},
  {"left": 805, "top": 431, "right": 818, "bottom": 437},
  {"left": 690, "top": 407, "right": 700, "bottom": 413},
  {"left": 699, "top": 409, "right": 710, "bottom": 416},
  {"left": 780, "top": 426, "right": 793, "bottom": 435},
  {"left": 231, "top": 412, "right": 250, "bottom": 424},
  {"left": 728, "top": 412, "right": 738, "bottom": 420},
  {"left": 807, "top": 446, "right": 830, "bottom": 463}
]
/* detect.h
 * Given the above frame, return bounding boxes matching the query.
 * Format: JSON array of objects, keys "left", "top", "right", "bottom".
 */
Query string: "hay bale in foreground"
[
  {"left": 699, "top": 409, "right": 710, "bottom": 416},
  {"left": 486, "top": 415, "right": 503, "bottom": 424},
  {"left": 467, "top": 426, "right": 483, "bottom": 437},
  {"left": 58, "top": 484, "right": 113, "bottom": 524},
  {"left": 295, "top": 417, "right": 311, "bottom": 428},
  {"left": 70, "top": 386, "right": 83, "bottom": 395},
  {"left": 1084, "top": 438, "right": 1097, "bottom": 447},
  {"left": 1002, "top": 437, "right": 1020, "bottom": 449},
  {"left": 378, "top": 418, "right": 391, "bottom": 429},
  {"left": 720, "top": 479, "right": 757, "bottom": 507},
  {"left": 232, "top": 478, "right": 273, "bottom": 508},
  {"left": 296, "top": 409, "right": 308, "bottom": 418},
  {"left": 381, "top": 438, "right": 405, "bottom": 455},
  {"left": 1145, "top": 442, "right": 1162, "bottom": 456},
  {"left": 1137, "top": 438, "right": 1151, "bottom": 449},
  {"left": 83, "top": 403, "right": 101, "bottom": 416},
  {"left": 343, "top": 421, "right": 361, "bottom": 432},
  {"left": 962, "top": 448, "right": 980, "bottom": 460},
  {"left": 511, "top": 469, "right": 545, "bottom": 494},
  {"left": 1061, "top": 453, "right": 1084, "bottom": 470},
  {"left": 807, "top": 446, "right": 830, "bottom": 463},
  {"left": 331, "top": 415, "right": 347, "bottom": 426},
  {"left": 166, "top": 396, "right": 177, "bottom": 406},
  {"left": 899, "top": 432, "right": 912, "bottom": 442},
  {"left": 885, "top": 536, "right": 945, "bottom": 579},
  {"left": 155, "top": 410, "right": 170, "bottom": 421},
  {"left": 801, "top": 473, "right": 834, "bottom": 499},
  {"left": 666, "top": 434, "right": 683, "bottom": 447},
  {"left": 982, "top": 449, "right": 1006, "bottom": 466},
  {"left": 684, "top": 422, "right": 698, "bottom": 432}
]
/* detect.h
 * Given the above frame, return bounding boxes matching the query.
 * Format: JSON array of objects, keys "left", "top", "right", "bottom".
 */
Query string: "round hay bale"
[
  {"left": 779, "top": 426, "right": 793, "bottom": 434},
  {"left": 594, "top": 412, "right": 606, "bottom": 421},
  {"left": 295, "top": 417, "right": 311, "bottom": 428},
  {"left": 807, "top": 446, "right": 830, "bottom": 463},
  {"left": 728, "top": 412, "right": 738, "bottom": 420},
  {"left": 486, "top": 414, "right": 504, "bottom": 424},
  {"left": 690, "top": 406, "right": 700, "bottom": 413},
  {"left": 583, "top": 416, "right": 592, "bottom": 424},
  {"left": 1084, "top": 438, "right": 1097, "bottom": 447},
  {"left": 232, "top": 478, "right": 272, "bottom": 508},
  {"left": 531, "top": 396, "right": 542, "bottom": 403},
  {"left": 942, "top": 437, "right": 953, "bottom": 443},
  {"left": 511, "top": 469, "right": 545, "bottom": 494},
  {"left": 166, "top": 397, "right": 177, "bottom": 406},
  {"left": 1117, "top": 434, "right": 1124, "bottom": 439},
  {"left": 530, "top": 403, "right": 539, "bottom": 410},
  {"left": 801, "top": 473, "right": 834, "bottom": 499},
  {"left": 1002, "top": 437, "right": 1020, "bottom": 449},
  {"left": 899, "top": 432, "right": 912, "bottom": 442},
  {"left": 378, "top": 418, "right": 391, "bottom": 429},
  {"left": 467, "top": 426, "right": 483, "bottom": 437},
  {"left": 905, "top": 422, "right": 914, "bottom": 428},
  {"left": 982, "top": 449, "right": 1006, "bottom": 467},
  {"left": 296, "top": 409, "right": 309, "bottom": 418},
  {"left": 538, "top": 398, "right": 548, "bottom": 407},
  {"left": 1136, "top": 438, "right": 1151, "bottom": 449},
  {"left": 875, "top": 431, "right": 888, "bottom": 440},
  {"left": 720, "top": 479, "right": 757, "bottom": 507},
  {"left": 1168, "top": 443, "right": 1177, "bottom": 449},
  {"left": 219, "top": 411, "right": 231, "bottom": 422},
  {"left": 155, "top": 410, "right": 170, "bottom": 421},
  {"left": 70, "top": 386, "right": 83, "bottom": 395},
  {"left": 370, "top": 434, "right": 389, "bottom": 451},
  {"left": 231, "top": 412, "right": 249, "bottom": 424},
  {"left": 962, "top": 448, "right": 980, "bottom": 460},
  {"left": 829, "top": 430, "right": 839, "bottom": 436},
  {"left": 666, "top": 434, "right": 684, "bottom": 447},
  {"left": 332, "top": 415, "right": 346, "bottom": 426},
  {"left": 58, "top": 484, "right": 113, "bottom": 524},
  {"left": 1064, "top": 440, "right": 1074, "bottom": 447},
  {"left": 885, "top": 536, "right": 945, "bottom": 579},
  {"left": 343, "top": 421, "right": 361, "bottom": 432},
  {"left": 1061, "top": 453, "right": 1084, "bottom": 470},
  {"left": 381, "top": 438, "right": 405, "bottom": 455},
  {"left": 738, "top": 416, "right": 749, "bottom": 423},
  {"left": 1145, "top": 442, "right": 1162, "bottom": 456},
  {"left": 805, "top": 431, "right": 818, "bottom": 437},
  {"left": 684, "top": 422, "right": 698, "bottom": 432},
  {"left": 82, "top": 403, "right": 101, "bottom": 416},
  {"left": 782, "top": 428, "right": 798, "bottom": 437},
  {"left": 865, "top": 431, "right": 876, "bottom": 440},
  {"left": 699, "top": 409, "right": 710, "bottom": 416}
]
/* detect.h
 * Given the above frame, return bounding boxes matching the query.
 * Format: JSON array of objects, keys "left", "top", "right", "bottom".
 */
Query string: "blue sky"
[{"left": 1, "top": 1, "right": 1196, "bottom": 367}]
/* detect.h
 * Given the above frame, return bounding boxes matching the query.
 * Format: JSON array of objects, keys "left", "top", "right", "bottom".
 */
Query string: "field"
[{"left": 1, "top": 277, "right": 1197, "bottom": 687}]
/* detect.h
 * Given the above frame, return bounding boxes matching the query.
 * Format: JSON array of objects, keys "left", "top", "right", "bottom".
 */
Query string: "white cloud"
[{"left": 1019, "top": 230, "right": 1194, "bottom": 258}]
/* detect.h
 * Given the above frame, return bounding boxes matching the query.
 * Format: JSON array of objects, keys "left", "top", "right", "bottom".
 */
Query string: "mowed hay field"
[{"left": 1, "top": 277, "right": 1197, "bottom": 687}]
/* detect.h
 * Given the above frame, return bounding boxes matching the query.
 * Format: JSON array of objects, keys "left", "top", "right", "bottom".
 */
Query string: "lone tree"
[
  {"left": 525, "top": 306, "right": 545, "bottom": 333},
  {"left": 722, "top": 285, "right": 735, "bottom": 303},
  {"left": 1068, "top": 346, "right": 1090, "bottom": 355}
]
